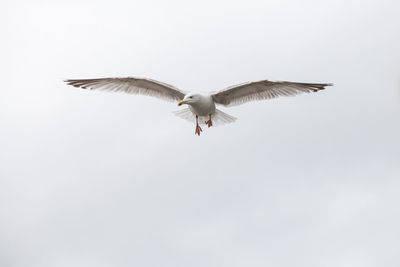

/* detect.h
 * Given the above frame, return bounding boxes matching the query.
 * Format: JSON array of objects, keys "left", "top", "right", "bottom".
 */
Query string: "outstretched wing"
[
  {"left": 212, "top": 80, "right": 332, "bottom": 106},
  {"left": 65, "top": 77, "right": 186, "bottom": 102}
]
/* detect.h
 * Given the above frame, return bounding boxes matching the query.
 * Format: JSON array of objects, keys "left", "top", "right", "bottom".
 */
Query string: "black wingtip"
[
  {"left": 64, "top": 79, "right": 86, "bottom": 89},
  {"left": 64, "top": 79, "right": 74, "bottom": 84},
  {"left": 319, "top": 83, "right": 334, "bottom": 89}
]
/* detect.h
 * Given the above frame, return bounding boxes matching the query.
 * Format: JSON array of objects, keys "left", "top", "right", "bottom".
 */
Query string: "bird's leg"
[
  {"left": 205, "top": 114, "right": 213, "bottom": 128},
  {"left": 195, "top": 115, "right": 202, "bottom": 136}
]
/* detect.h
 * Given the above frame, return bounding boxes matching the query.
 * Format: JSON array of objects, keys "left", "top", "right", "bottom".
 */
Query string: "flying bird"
[{"left": 65, "top": 77, "right": 332, "bottom": 135}]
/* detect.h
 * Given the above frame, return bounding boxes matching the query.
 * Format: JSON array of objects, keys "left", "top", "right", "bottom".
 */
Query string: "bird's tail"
[{"left": 173, "top": 108, "right": 236, "bottom": 126}]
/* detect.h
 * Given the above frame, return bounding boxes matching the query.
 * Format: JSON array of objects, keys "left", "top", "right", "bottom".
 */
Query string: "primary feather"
[
  {"left": 65, "top": 77, "right": 186, "bottom": 102},
  {"left": 212, "top": 80, "right": 333, "bottom": 106}
]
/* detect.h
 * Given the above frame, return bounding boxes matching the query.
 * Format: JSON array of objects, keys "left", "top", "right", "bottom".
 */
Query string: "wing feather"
[
  {"left": 65, "top": 77, "right": 186, "bottom": 102},
  {"left": 212, "top": 80, "right": 333, "bottom": 106},
  {"left": 173, "top": 108, "right": 236, "bottom": 126}
]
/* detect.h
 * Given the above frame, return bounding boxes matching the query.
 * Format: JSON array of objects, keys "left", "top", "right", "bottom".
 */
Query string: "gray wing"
[
  {"left": 212, "top": 80, "right": 333, "bottom": 106},
  {"left": 65, "top": 77, "right": 186, "bottom": 102}
]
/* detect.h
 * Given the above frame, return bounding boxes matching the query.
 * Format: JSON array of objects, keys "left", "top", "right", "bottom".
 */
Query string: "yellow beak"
[{"left": 178, "top": 100, "right": 187, "bottom": 106}]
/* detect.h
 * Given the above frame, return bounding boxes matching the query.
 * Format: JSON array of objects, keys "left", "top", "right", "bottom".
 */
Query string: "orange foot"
[
  {"left": 195, "top": 124, "right": 202, "bottom": 136},
  {"left": 205, "top": 119, "right": 213, "bottom": 128}
]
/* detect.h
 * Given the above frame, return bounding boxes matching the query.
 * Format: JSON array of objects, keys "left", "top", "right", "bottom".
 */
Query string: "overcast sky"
[{"left": 1, "top": 0, "right": 400, "bottom": 266}]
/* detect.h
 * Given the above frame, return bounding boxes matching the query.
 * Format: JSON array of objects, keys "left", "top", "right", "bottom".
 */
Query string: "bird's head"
[{"left": 178, "top": 93, "right": 201, "bottom": 106}]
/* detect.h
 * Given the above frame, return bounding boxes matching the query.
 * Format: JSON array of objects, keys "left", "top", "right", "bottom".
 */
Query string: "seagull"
[{"left": 65, "top": 77, "right": 332, "bottom": 135}]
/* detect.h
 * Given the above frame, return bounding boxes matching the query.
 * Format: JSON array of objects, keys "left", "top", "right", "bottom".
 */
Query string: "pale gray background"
[{"left": 1, "top": 0, "right": 399, "bottom": 266}]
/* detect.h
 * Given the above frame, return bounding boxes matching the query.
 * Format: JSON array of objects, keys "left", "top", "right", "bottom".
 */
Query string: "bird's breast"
[{"left": 189, "top": 95, "right": 216, "bottom": 116}]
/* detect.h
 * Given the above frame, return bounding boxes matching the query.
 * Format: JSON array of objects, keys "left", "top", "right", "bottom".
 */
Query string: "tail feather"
[{"left": 173, "top": 108, "right": 236, "bottom": 126}]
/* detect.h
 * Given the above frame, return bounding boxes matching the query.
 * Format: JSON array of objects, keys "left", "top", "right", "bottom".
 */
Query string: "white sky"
[{"left": 1, "top": 0, "right": 400, "bottom": 266}]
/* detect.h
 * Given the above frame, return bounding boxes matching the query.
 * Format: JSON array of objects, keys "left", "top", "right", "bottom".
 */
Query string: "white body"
[
  {"left": 175, "top": 93, "right": 236, "bottom": 126},
  {"left": 188, "top": 94, "right": 216, "bottom": 116}
]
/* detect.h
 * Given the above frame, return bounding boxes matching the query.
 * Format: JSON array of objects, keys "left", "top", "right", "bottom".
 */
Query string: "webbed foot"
[
  {"left": 195, "top": 124, "right": 202, "bottom": 136},
  {"left": 205, "top": 119, "right": 213, "bottom": 128}
]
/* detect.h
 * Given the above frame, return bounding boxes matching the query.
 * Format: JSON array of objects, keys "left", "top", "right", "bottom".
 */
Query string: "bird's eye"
[{"left": 189, "top": 96, "right": 193, "bottom": 98}]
